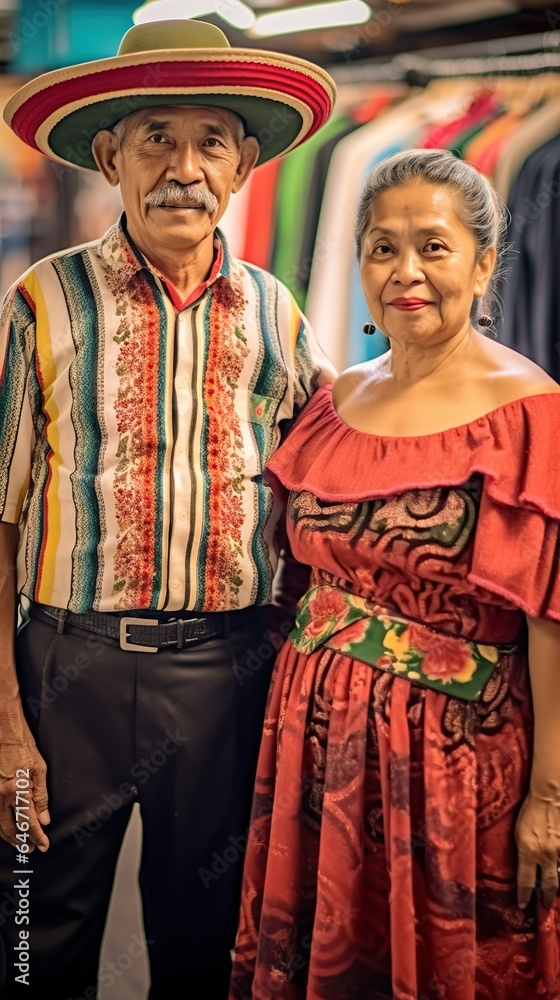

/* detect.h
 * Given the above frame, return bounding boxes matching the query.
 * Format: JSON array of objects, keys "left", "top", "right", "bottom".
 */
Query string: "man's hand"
[
  {"left": 0, "top": 709, "right": 50, "bottom": 853},
  {"left": 0, "top": 523, "right": 49, "bottom": 850},
  {"left": 515, "top": 792, "right": 560, "bottom": 910}
]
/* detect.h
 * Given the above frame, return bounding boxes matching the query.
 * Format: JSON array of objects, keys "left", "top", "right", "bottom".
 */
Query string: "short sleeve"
[
  {"left": 0, "top": 282, "right": 37, "bottom": 523},
  {"left": 270, "top": 279, "right": 336, "bottom": 416},
  {"left": 466, "top": 395, "right": 560, "bottom": 623},
  {"left": 292, "top": 302, "right": 337, "bottom": 413},
  {"left": 471, "top": 482, "right": 560, "bottom": 623}
]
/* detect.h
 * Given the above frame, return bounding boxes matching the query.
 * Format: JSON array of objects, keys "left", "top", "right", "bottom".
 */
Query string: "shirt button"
[
  {"left": 178, "top": 380, "right": 186, "bottom": 390},
  {"left": 177, "top": 445, "right": 184, "bottom": 454},
  {"left": 171, "top": 580, "right": 180, "bottom": 590},
  {"left": 179, "top": 510, "right": 187, "bottom": 521}
]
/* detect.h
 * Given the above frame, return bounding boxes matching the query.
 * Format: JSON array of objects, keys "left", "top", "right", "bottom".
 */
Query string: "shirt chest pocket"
[{"left": 232, "top": 389, "right": 281, "bottom": 479}]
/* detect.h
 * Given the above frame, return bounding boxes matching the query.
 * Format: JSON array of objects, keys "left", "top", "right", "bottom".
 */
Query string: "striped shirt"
[{"left": 0, "top": 215, "right": 335, "bottom": 613}]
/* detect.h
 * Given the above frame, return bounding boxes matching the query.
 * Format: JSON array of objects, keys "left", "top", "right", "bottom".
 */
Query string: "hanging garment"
[
  {"left": 241, "top": 157, "right": 281, "bottom": 270},
  {"left": 271, "top": 114, "right": 352, "bottom": 307},
  {"left": 297, "top": 118, "right": 360, "bottom": 303},
  {"left": 215, "top": 172, "right": 252, "bottom": 260},
  {"left": 418, "top": 89, "right": 500, "bottom": 150},
  {"left": 498, "top": 132, "right": 560, "bottom": 379},
  {"left": 464, "top": 111, "right": 523, "bottom": 178},
  {"left": 494, "top": 97, "right": 560, "bottom": 200}
]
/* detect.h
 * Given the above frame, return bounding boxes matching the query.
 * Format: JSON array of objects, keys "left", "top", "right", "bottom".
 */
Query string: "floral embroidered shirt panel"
[{"left": 0, "top": 214, "right": 336, "bottom": 613}]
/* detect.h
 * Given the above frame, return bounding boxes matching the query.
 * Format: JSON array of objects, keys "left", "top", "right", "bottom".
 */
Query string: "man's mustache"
[{"left": 145, "top": 184, "right": 218, "bottom": 213}]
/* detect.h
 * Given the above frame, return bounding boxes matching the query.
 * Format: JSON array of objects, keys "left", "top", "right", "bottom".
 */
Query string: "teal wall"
[{"left": 9, "top": 0, "right": 136, "bottom": 72}]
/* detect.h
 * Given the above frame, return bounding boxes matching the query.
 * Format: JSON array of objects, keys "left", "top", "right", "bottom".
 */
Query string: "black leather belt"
[{"left": 28, "top": 602, "right": 227, "bottom": 653}]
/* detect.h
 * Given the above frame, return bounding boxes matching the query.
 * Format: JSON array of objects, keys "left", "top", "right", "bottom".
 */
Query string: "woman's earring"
[
  {"left": 478, "top": 314, "right": 497, "bottom": 339},
  {"left": 363, "top": 322, "right": 376, "bottom": 335}
]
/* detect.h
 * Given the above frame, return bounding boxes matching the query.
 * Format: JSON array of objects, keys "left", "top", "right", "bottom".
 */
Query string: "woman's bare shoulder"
[
  {"left": 481, "top": 337, "right": 560, "bottom": 399},
  {"left": 332, "top": 358, "right": 388, "bottom": 404}
]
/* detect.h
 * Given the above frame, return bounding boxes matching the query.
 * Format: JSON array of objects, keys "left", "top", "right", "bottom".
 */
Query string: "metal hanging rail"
[{"left": 329, "top": 30, "right": 560, "bottom": 84}]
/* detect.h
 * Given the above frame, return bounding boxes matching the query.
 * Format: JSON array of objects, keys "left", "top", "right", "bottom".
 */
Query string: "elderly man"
[{"left": 0, "top": 19, "right": 336, "bottom": 999}]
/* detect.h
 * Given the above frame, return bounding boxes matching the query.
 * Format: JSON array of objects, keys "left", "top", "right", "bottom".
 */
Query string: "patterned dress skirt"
[{"left": 230, "top": 640, "right": 560, "bottom": 1000}]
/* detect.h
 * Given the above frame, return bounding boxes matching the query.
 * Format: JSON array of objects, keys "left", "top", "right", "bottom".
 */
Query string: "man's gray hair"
[
  {"left": 355, "top": 148, "right": 509, "bottom": 322},
  {"left": 111, "top": 117, "right": 127, "bottom": 146}
]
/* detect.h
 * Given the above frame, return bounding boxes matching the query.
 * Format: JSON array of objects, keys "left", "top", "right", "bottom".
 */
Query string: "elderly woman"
[{"left": 229, "top": 149, "right": 560, "bottom": 1000}]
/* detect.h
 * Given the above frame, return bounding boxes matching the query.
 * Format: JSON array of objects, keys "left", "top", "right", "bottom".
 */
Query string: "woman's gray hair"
[{"left": 355, "top": 148, "right": 509, "bottom": 323}]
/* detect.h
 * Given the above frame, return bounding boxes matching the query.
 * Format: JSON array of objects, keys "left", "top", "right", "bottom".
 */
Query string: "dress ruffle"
[{"left": 266, "top": 383, "right": 560, "bottom": 623}]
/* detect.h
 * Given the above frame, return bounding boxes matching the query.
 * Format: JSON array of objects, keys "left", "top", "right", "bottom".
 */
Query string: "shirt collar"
[
  {"left": 162, "top": 241, "right": 224, "bottom": 312},
  {"left": 100, "top": 212, "right": 232, "bottom": 293}
]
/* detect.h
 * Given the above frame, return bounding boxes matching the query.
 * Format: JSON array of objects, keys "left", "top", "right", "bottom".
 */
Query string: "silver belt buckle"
[{"left": 119, "top": 616, "right": 159, "bottom": 653}]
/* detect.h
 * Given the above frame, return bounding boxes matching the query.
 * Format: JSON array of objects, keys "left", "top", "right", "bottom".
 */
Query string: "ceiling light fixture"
[
  {"left": 133, "top": 0, "right": 256, "bottom": 32},
  {"left": 249, "top": 0, "right": 371, "bottom": 38},
  {"left": 394, "top": 0, "right": 517, "bottom": 31}
]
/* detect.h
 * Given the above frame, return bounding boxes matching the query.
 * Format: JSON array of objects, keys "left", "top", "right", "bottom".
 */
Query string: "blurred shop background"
[
  {"left": 0, "top": 1, "right": 559, "bottom": 995},
  {"left": 1, "top": 0, "right": 560, "bottom": 373}
]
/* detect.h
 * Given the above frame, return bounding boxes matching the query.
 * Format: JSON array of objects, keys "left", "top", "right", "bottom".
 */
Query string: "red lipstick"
[{"left": 389, "top": 298, "right": 431, "bottom": 311}]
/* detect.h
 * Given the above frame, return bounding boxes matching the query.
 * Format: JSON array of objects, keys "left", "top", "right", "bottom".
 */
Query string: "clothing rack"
[
  {"left": 329, "top": 30, "right": 560, "bottom": 85},
  {"left": 402, "top": 28, "right": 560, "bottom": 61}
]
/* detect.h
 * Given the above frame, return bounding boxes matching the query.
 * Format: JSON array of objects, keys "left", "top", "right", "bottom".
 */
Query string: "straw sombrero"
[{"left": 3, "top": 19, "right": 336, "bottom": 171}]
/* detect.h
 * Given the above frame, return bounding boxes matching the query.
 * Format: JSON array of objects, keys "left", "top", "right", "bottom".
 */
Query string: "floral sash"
[{"left": 289, "top": 585, "right": 514, "bottom": 702}]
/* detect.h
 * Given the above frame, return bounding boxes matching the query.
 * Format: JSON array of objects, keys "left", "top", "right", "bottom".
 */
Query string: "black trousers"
[{"left": 0, "top": 607, "right": 279, "bottom": 1000}]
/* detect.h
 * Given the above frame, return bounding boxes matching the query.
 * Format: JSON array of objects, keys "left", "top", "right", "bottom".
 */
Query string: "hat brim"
[{"left": 4, "top": 48, "right": 336, "bottom": 170}]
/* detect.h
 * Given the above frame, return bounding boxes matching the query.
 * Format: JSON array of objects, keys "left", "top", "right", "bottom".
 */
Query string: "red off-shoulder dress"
[{"left": 229, "top": 383, "right": 560, "bottom": 1000}]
